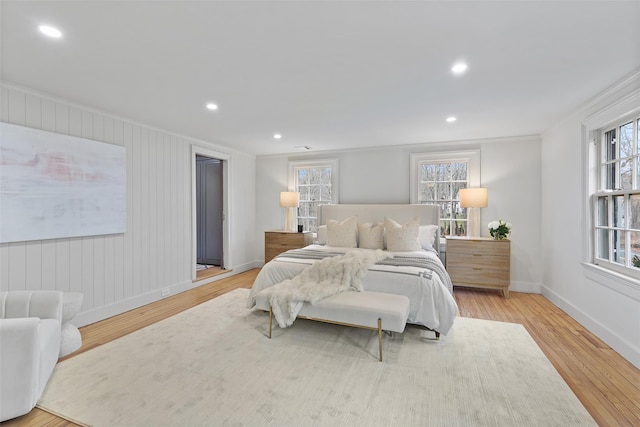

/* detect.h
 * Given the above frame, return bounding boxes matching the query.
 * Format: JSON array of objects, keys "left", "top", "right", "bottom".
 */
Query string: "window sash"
[
  {"left": 594, "top": 114, "right": 640, "bottom": 278},
  {"left": 288, "top": 159, "right": 338, "bottom": 233},
  {"left": 410, "top": 150, "right": 480, "bottom": 237}
]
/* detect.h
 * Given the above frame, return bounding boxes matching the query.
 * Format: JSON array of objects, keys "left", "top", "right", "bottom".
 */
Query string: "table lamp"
[
  {"left": 280, "top": 191, "right": 300, "bottom": 232},
  {"left": 459, "top": 187, "right": 488, "bottom": 238}
]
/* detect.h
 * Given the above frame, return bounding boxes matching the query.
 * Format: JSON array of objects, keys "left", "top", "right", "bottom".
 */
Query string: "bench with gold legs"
[{"left": 258, "top": 291, "right": 411, "bottom": 362}]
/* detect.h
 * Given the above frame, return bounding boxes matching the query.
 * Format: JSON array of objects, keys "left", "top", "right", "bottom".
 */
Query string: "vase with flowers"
[{"left": 488, "top": 220, "right": 512, "bottom": 240}]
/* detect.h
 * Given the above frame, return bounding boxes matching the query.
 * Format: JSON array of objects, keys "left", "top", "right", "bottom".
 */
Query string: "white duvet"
[{"left": 247, "top": 245, "right": 459, "bottom": 335}]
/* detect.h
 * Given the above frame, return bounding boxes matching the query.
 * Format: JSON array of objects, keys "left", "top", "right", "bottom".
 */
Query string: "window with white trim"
[
  {"left": 594, "top": 115, "right": 640, "bottom": 277},
  {"left": 410, "top": 150, "right": 480, "bottom": 236},
  {"left": 288, "top": 159, "right": 338, "bottom": 233}
]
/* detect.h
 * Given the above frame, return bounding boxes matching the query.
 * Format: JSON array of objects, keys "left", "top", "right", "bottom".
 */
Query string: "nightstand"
[
  {"left": 264, "top": 230, "right": 313, "bottom": 263},
  {"left": 445, "top": 236, "right": 511, "bottom": 298}
]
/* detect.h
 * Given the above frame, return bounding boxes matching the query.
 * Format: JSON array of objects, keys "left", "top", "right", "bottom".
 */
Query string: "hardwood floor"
[
  {"left": 195, "top": 265, "right": 227, "bottom": 281},
  {"left": 454, "top": 286, "right": 640, "bottom": 427},
  {"left": 3, "top": 270, "right": 639, "bottom": 426}
]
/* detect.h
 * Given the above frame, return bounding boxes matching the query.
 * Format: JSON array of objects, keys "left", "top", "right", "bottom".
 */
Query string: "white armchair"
[{"left": 0, "top": 290, "right": 64, "bottom": 422}]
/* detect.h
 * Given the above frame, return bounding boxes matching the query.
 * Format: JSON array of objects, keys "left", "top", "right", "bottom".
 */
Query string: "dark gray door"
[{"left": 196, "top": 156, "right": 223, "bottom": 266}]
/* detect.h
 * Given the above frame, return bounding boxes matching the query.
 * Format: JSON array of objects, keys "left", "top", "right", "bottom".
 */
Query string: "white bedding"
[{"left": 247, "top": 244, "right": 458, "bottom": 335}]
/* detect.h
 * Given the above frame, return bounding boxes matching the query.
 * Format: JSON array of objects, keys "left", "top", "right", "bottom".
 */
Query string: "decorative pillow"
[
  {"left": 316, "top": 225, "right": 327, "bottom": 245},
  {"left": 327, "top": 216, "right": 358, "bottom": 248},
  {"left": 419, "top": 224, "right": 439, "bottom": 251},
  {"left": 358, "top": 222, "right": 384, "bottom": 249},
  {"left": 384, "top": 216, "right": 421, "bottom": 252}
]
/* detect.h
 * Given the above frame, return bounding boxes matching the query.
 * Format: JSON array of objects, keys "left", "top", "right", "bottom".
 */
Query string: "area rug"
[{"left": 38, "top": 288, "right": 596, "bottom": 427}]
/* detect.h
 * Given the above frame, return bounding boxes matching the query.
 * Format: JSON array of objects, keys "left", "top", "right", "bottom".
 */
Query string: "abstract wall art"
[{"left": 0, "top": 122, "right": 126, "bottom": 243}]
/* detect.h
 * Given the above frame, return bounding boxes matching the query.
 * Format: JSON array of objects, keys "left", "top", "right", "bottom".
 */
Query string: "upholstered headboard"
[{"left": 318, "top": 204, "right": 441, "bottom": 253}]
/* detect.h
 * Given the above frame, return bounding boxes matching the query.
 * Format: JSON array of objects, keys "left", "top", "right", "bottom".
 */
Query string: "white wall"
[
  {"left": 540, "top": 69, "right": 640, "bottom": 368},
  {"left": 256, "top": 136, "right": 542, "bottom": 292},
  {"left": 0, "top": 83, "right": 257, "bottom": 326}
]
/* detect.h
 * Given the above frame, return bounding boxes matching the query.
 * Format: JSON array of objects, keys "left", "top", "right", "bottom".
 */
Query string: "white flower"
[{"left": 488, "top": 219, "right": 512, "bottom": 239}]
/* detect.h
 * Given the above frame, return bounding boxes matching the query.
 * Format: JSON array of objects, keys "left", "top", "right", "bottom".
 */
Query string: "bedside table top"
[
  {"left": 445, "top": 236, "right": 510, "bottom": 242},
  {"left": 265, "top": 230, "right": 311, "bottom": 234}
]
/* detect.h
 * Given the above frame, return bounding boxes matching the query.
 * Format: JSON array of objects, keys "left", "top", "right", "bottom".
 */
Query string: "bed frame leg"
[
  {"left": 269, "top": 307, "right": 273, "bottom": 339},
  {"left": 378, "top": 318, "right": 383, "bottom": 362}
]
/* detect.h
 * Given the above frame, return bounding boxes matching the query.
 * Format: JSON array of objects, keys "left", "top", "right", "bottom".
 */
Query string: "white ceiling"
[{"left": 2, "top": 1, "right": 639, "bottom": 156}]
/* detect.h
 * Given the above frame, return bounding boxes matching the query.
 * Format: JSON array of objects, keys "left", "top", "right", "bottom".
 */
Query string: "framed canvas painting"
[{"left": 0, "top": 122, "right": 126, "bottom": 243}]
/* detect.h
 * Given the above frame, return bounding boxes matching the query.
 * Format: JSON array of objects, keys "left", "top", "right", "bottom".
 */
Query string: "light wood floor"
[
  {"left": 195, "top": 265, "right": 227, "bottom": 281},
  {"left": 3, "top": 269, "right": 639, "bottom": 426}
]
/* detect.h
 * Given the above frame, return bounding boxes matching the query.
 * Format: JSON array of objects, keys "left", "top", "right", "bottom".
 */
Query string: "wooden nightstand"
[
  {"left": 445, "top": 236, "right": 511, "bottom": 298},
  {"left": 264, "top": 230, "right": 313, "bottom": 263}
]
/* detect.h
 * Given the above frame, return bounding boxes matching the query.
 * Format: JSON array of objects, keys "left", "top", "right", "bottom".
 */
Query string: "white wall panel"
[
  {"left": 1, "top": 87, "right": 8, "bottom": 122},
  {"left": 139, "top": 128, "right": 150, "bottom": 295},
  {"left": 25, "top": 241, "right": 42, "bottom": 290},
  {"left": 0, "top": 88, "right": 7, "bottom": 289},
  {"left": 0, "top": 84, "right": 257, "bottom": 325},
  {"left": 541, "top": 70, "right": 640, "bottom": 368}
]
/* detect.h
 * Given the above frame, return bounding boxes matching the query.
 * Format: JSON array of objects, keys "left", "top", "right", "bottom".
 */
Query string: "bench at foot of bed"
[{"left": 259, "top": 291, "right": 411, "bottom": 361}]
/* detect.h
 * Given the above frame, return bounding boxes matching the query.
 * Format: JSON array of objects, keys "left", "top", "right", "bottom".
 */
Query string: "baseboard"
[
  {"left": 541, "top": 284, "right": 640, "bottom": 369},
  {"left": 73, "top": 263, "right": 260, "bottom": 328}
]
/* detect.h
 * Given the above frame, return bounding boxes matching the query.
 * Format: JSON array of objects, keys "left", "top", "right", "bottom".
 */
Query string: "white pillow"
[
  {"left": 419, "top": 224, "right": 439, "bottom": 251},
  {"left": 316, "top": 225, "right": 327, "bottom": 245},
  {"left": 384, "top": 216, "right": 421, "bottom": 252},
  {"left": 358, "top": 222, "right": 384, "bottom": 249},
  {"left": 327, "top": 216, "right": 358, "bottom": 248}
]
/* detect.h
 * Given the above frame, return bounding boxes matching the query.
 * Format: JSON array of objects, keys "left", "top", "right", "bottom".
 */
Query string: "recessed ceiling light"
[
  {"left": 39, "top": 25, "right": 62, "bottom": 39},
  {"left": 446, "top": 116, "right": 457, "bottom": 123},
  {"left": 451, "top": 62, "right": 468, "bottom": 75},
  {"left": 206, "top": 103, "right": 218, "bottom": 111},
  {"left": 274, "top": 134, "right": 282, "bottom": 139}
]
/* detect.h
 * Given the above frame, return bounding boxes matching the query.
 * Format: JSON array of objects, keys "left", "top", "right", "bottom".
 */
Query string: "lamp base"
[
  {"left": 467, "top": 207, "right": 481, "bottom": 238},
  {"left": 284, "top": 207, "right": 296, "bottom": 232}
]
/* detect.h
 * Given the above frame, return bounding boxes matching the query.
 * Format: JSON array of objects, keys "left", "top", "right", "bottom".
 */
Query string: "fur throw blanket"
[{"left": 263, "top": 249, "right": 392, "bottom": 328}]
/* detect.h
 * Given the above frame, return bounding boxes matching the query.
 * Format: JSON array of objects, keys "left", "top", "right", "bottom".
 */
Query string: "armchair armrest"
[
  {"left": 0, "top": 291, "right": 63, "bottom": 321},
  {"left": 0, "top": 318, "right": 41, "bottom": 421}
]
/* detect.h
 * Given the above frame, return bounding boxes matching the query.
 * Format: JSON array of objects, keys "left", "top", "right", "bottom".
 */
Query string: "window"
[
  {"left": 410, "top": 150, "right": 480, "bottom": 236},
  {"left": 594, "top": 116, "right": 640, "bottom": 277},
  {"left": 288, "top": 159, "right": 338, "bottom": 233}
]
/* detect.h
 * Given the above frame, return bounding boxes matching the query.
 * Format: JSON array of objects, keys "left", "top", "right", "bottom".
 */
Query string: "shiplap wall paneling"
[
  {"left": 147, "top": 129, "right": 158, "bottom": 292},
  {"left": 6, "top": 89, "right": 28, "bottom": 291},
  {"left": 54, "top": 103, "right": 71, "bottom": 291},
  {"left": 40, "top": 98, "right": 57, "bottom": 291},
  {"left": 156, "top": 135, "right": 167, "bottom": 288},
  {"left": 1, "top": 83, "right": 257, "bottom": 324},
  {"left": 169, "top": 136, "right": 179, "bottom": 285},
  {"left": 123, "top": 122, "right": 135, "bottom": 300},
  {"left": 139, "top": 127, "right": 151, "bottom": 295},
  {"left": 131, "top": 124, "right": 142, "bottom": 299},
  {"left": 113, "top": 119, "right": 125, "bottom": 304},
  {"left": 80, "top": 110, "right": 96, "bottom": 308},
  {"left": 0, "top": 88, "right": 7, "bottom": 290},
  {"left": 93, "top": 115, "right": 108, "bottom": 307},
  {"left": 25, "top": 94, "right": 44, "bottom": 290},
  {"left": 102, "top": 116, "right": 115, "bottom": 306},
  {"left": 178, "top": 137, "right": 189, "bottom": 281}
]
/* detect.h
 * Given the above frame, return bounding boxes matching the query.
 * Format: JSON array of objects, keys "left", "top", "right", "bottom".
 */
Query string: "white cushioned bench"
[{"left": 255, "top": 290, "right": 410, "bottom": 361}]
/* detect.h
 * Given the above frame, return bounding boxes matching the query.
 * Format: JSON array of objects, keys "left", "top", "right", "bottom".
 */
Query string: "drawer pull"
[
  {"left": 472, "top": 254, "right": 483, "bottom": 257},
  {"left": 473, "top": 267, "right": 483, "bottom": 270}
]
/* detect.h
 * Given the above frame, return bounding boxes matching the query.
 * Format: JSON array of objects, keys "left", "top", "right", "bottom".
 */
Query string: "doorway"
[
  {"left": 196, "top": 155, "right": 222, "bottom": 267},
  {"left": 191, "top": 146, "right": 230, "bottom": 281}
]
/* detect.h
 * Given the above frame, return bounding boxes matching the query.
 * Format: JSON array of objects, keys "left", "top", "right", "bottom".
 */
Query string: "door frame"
[{"left": 191, "top": 145, "right": 230, "bottom": 280}]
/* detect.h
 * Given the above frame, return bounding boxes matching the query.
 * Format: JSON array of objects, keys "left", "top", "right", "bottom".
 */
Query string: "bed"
[{"left": 247, "top": 204, "right": 458, "bottom": 336}]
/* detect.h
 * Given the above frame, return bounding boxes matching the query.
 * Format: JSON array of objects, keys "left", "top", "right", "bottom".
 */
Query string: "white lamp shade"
[
  {"left": 280, "top": 191, "right": 300, "bottom": 208},
  {"left": 459, "top": 188, "right": 488, "bottom": 208}
]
